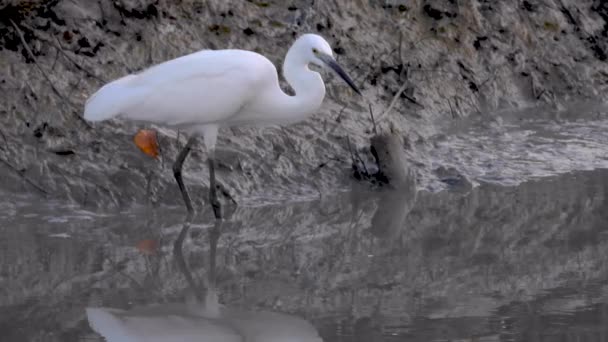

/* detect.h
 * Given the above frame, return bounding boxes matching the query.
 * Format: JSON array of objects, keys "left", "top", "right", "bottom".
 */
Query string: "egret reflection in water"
[{"left": 86, "top": 217, "right": 323, "bottom": 342}]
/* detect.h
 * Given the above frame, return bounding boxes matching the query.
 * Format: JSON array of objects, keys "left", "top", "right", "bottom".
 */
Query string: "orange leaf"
[
  {"left": 136, "top": 239, "right": 159, "bottom": 255},
  {"left": 133, "top": 129, "right": 159, "bottom": 158}
]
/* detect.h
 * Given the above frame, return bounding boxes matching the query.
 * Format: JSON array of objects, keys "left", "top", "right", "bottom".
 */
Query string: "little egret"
[{"left": 84, "top": 33, "right": 361, "bottom": 219}]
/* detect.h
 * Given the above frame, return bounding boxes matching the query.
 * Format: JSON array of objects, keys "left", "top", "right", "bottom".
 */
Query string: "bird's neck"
[{"left": 277, "top": 53, "right": 326, "bottom": 123}]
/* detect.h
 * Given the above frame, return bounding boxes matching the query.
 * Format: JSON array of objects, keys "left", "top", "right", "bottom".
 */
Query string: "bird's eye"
[{"left": 312, "top": 48, "right": 318, "bottom": 54}]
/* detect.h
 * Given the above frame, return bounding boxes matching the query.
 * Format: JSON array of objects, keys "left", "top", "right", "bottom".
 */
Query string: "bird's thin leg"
[
  {"left": 173, "top": 137, "right": 197, "bottom": 215},
  {"left": 208, "top": 151, "right": 222, "bottom": 220}
]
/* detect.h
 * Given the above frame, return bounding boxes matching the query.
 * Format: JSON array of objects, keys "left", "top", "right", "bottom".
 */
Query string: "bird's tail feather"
[{"left": 83, "top": 75, "right": 139, "bottom": 122}]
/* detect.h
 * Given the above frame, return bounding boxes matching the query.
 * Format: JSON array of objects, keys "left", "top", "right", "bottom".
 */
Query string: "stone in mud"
[
  {"left": 368, "top": 132, "right": 418, "bottom": 239},
  {"left": 370, "top": 133, "right": 416, "bottom": 190},
  {"left": 434, "top": 166, "right": 473, "bottom": 193}
]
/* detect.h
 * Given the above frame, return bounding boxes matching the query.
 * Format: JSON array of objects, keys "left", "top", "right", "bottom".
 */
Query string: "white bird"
[
  {"left": 86, "top": 301, "right": 323, "bottom": 342},
  {"left": 83, "top": 33, "right": 360, "bottom": 219}
]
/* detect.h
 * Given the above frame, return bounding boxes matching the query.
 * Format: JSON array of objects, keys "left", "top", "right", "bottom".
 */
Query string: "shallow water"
[
  {"left": 1, "top": 166, "right": 608, "bottom": 341},
  {"left": 421, "top": 106, "right": 608, "bottom": 191}
]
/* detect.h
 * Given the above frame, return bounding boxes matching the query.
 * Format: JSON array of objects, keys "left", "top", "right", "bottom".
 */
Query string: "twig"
[
  {"left": 376, "top": 81, "right": 409, "bottom": 122},
  {"left": 346, "top": 136, "right": 356, "bottom": 166},
  {"left": 327, "top": 104, "right": 348, "bottom": 135},
  {"left": 404, "top": 94, "right": 423, "bottom": 108},
  {"left": 536, "top": 89, "right": 546, "bottom": 100},
  {"left": 312, "top": 156, "right": 343, "bottom": 173},
  {"left": 9, "top": 20, "right": 71, "bottom": 106},
  {"left": 51, "top": 35, "right": 107, "bottom": 83},
  {"left": 0, "top": 128, "right": 8, "bottom": 150},
  {"left": 10, "top": 20, "right": 91, "bottom": 127},
  {"left": 346, "top": 136, "right": 369, "bottom": 176},
  {"left": 448, "top": 98, "right": 457, "bottom": 119},
  {"left": 334, "top": 104, "right": 348, "bottom": 123},
  {"left": 398, "top": 30, "right": 403, "bottom": 63},
  {"left": 0, "top": 156, "right": 48, "bottom": 195},
  {"left": 368, "top": 103, "right": 377, "bottom": 134},
  {"left": 51, "top": 48, "right": 59, "bottom": 71}
]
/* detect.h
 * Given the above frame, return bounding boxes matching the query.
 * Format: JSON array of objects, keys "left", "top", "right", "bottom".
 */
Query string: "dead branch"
[
  {"left": 0, "top": 128, "right": 8, "bottom": 150},
  {"left": 335, "top": 104, "right": 347, "bottom": 123},
  {"left": 376, "top": 81, "right": 409, "bottom": 122},
  {"left": 326, "top": 104, "right": 347, "bottom": 135},
  {"left": 0, "top": 156, "right": 48, "bottom": 195},
  {"left": 51, "top": 47, "right": 59, "bottom": 71},
  {"left": 368, "top": 103, "right": 377, "bottom": 134},
  {"left": 346, "top": 136, "right": 369, "bottom": 176},
  {"left": 10, "top": 20, "right": 91, "bottom": 127},
  {"left": 398, "top": 30, "right": 403, "bottom": 63},
  {"left": 448, "top": 98, "right": 457, "bottom": 119},
  {"left": 9, "top": 20, "right": 71, "bottom": 106},
  {"left": 51, "top": 35, "right": 107, "bottom": 83}
]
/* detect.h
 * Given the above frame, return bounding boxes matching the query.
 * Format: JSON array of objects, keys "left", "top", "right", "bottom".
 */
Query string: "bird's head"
[{"left": 294, "top": 34, "right": 361, "bottom": 95}]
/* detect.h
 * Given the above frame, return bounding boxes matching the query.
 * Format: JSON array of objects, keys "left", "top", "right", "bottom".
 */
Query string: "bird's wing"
[{"left": 85, "top": 49, "right": 274, "bottom": 126}]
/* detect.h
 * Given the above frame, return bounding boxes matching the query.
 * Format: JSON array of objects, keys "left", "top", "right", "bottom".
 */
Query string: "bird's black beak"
[{"left": 318, "top": 53, "right": 362, "bottom": 95}]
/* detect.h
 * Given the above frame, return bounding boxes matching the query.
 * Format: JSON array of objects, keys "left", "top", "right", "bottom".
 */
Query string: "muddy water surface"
[{"left": 1, "top": 165, "right": 607, "bottom": 341}]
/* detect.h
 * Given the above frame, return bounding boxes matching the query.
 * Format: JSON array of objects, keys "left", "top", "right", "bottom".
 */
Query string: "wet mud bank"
[{"left": 1, "top": 0, "right": 608, "bottom": 208}]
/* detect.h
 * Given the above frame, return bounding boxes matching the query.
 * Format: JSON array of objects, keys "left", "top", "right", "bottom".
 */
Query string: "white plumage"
[
  {"left": 83, "top": 33, "right": 360, "bottom": 217},
  {"left": 85, "top": 50, "right": 275, "bottom": 128}
]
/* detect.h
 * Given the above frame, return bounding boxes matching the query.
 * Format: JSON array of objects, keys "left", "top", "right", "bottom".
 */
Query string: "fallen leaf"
[
  {"left": 133, "top": 129, "right": 159, "bottom": 158},
  {"left": 136, "top": 239, "right": 159, "bottom": 255}
]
